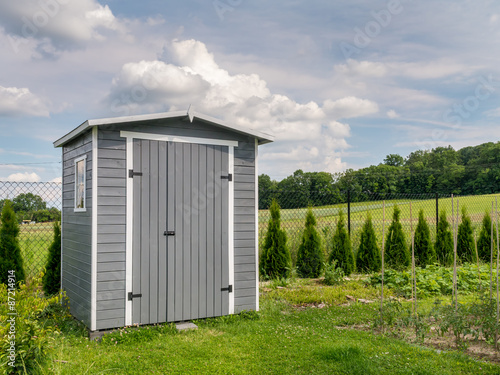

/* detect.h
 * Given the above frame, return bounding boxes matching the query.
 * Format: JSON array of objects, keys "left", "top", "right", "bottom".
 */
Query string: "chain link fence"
[
  {"left": 259, "top": 189, "right": 500, "bottom": 267},
  {"left": 0, "top": 181, "right": 62, "bottom": 279}
]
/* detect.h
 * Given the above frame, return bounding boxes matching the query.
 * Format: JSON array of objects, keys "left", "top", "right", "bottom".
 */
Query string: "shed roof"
[{"left": 53, "top": 108, "right": 274, "bottom": 147}]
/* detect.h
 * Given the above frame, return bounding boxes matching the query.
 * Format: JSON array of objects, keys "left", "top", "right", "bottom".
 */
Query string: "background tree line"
[
  {"left": 259, "top": 141, "right": 500, "bottom": 209},
  {"left": 0, "top": 193, "right": 61, "bottom": 223}
]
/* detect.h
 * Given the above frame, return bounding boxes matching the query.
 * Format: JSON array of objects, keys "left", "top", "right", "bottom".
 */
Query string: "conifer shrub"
[
  {"left": 356, "top": 214, "right": 381, "bottom": 273},
  {"left": 477, "top": 211, "right": 496, "bottom": 262},
  {"left": 0, "top": 200, "right": 25, "bottom": 285},
  {"left": 43, "top": 222, "right": 61, "bottom": 296},
  {"left": 296, "top": 208, "right": 323, "bottom": 278},
  {"left": 414, "top": 209, "right": 436, "bottom": 267},
  {"left": 457, "top": 207, "right": 475, "bottom": 263},
  {"left": 384, "top": 206, "right": 410, "bottom": 271},
  {"left": 328, "top": 211, "right": 355, "bottom": 276},
  {"left": 435, "top": 210, "right": 454, "bottom": 266},
  {"left": 260, "top": 199, "right": 291, "bottom": 279}
]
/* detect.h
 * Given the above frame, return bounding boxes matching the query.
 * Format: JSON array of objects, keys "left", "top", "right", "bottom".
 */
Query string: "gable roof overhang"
[{"left": 53, "top": 108, "right": 274, "bottom": 148}]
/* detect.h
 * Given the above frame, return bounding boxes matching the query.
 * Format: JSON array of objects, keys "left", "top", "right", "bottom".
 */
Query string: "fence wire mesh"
[
  {"left": 259, "top": 189, "right": 500, "bottom": 268},
  {"left": 0, "top": 181, "right": 62, "bottom": 279}
]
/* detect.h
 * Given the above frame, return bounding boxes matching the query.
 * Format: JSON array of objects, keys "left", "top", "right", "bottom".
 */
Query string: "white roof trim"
[{"left": 53, "top": 109, "right": 274, "bottom": 147}]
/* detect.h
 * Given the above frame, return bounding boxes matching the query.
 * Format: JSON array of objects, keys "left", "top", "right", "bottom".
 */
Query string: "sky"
[{"left": 0, "top": 0, "right": 499, "bottom": 182}]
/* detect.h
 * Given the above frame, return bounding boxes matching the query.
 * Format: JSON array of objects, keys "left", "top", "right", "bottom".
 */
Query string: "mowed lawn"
[
  {"left": 45, "top": 280, "right": 500, "bottom": 374},
  {"left": 259, "top": 193, "right": 500, "bottom": 255},
  {"left": 18, "top": 221, "right": 54, "bottom": 279}
]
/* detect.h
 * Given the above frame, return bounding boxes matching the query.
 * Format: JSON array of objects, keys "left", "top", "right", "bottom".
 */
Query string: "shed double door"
[{"left": 131, "top": 139, "right": 230, "bottom": 324}]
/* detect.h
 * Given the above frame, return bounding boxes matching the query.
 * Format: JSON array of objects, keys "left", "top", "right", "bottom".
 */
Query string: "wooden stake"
[
  {"left": 475, "top": 233, "right": 481, "bottom": 292},
  {"left": 491, "top": 201, "right": 495, "bottom": 299},
  {"left": 496, "top": 197, "right": 499, "bottom": 350},
  {"left": 381, "top": 201, "right": 386, "bottom": 327}
]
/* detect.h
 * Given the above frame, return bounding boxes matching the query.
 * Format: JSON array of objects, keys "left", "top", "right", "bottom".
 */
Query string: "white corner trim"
[
  {"left": 120, "top": 131, "right": 238, "bottom": 148},
  {"left": 255, "top": 138, "right": 259, "bottom": 311},
  {"left": 125, "top": 136, "right": 134, "bottom": 326},
  {"left": 91, "top": 127, "right": 98, "bottom": 331},
  {"left": 228, "top": 146, "right": 235, "bottom": 315}
]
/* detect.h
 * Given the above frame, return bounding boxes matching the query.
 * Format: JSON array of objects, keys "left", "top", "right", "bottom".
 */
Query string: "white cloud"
[
  {"left": 0, "top": 86, "right": 49, "bottom": 117},
  {"left": 5, "top": 172, "right": 41, "bottom": 182},
  {"left": 0, "top": 0, "right": 125, "bottom": 51},
  {"left": 485, "top": 107, "right": 500, "bottom": 117},
  {"left": 106, "top": 39, "right": 380, "bottom": 176},
  {"left": 334, "top": 59, "right": 387, "bottom": 77},
  {"left": 387, "top": 109, "right": 399, "bottom": 118},
  {"left": 323, "top": 96, "right": 379, "bottom": 119}
]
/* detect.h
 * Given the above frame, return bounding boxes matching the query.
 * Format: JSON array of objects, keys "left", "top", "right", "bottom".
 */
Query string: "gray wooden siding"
[
  {"left": 95, "top": 129, "right": 127, "bottom": 330},
  {"left": 62, "top": 130, "right": 93, "bottom": 328},
  {"left": 89, "top": 118, "right": 257, "bottom": 330}
]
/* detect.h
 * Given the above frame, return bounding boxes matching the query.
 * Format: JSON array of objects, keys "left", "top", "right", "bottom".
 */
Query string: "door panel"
[{"left": 132, "top": 140, "right": 230, "bottom": 324}]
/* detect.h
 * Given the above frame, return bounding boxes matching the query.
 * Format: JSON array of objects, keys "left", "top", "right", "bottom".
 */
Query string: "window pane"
[{"left": 76, "top": 160, "right": 85, "bottom": 209}]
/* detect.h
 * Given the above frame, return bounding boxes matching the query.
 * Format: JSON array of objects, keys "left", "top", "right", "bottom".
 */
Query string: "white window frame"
[{"left": 74, "top": 155, "right": 87, "bottom": 212}]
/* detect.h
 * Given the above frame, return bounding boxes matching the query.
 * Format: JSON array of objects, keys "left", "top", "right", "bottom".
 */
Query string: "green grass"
[
  {"left": 259, "top": 193, "right": 500, "bottom": 267},
  {"left": 38, "top": 279, "right": 500, "bottom": 375},
  {"left": 19, "top": 222, "right": 54, "bottom": 279}
]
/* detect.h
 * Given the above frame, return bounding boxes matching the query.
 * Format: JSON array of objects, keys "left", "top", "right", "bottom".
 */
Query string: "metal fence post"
[
  {"left": 347, "top": 190, "right": 351, "bottom": 236},
  {"left": 436, "top": 192, "right": 439, "bottom": 237}
]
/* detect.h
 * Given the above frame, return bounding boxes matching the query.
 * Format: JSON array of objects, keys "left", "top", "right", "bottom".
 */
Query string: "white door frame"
[{"left": 120, "top": 131, "right": 237, "bottom": 326}]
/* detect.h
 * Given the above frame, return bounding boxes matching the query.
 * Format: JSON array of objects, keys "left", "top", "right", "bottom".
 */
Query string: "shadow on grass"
[{"left": 315, "top": 346, "right": 375, "bottom": 375}]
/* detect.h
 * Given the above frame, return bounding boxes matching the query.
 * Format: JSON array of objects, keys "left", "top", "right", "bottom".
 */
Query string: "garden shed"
[{"left": 53, "top": 109, "right": 273, "bottom": 332}]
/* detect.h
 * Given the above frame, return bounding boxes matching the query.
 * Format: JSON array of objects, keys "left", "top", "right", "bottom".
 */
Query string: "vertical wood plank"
[
  {"left": 221, "top": 146, "right": 229, "bottom": 315},
  {"left": 174, "top": 143, "right": 184, "bottom": 321},
  {"left": 140, "top": 140, "right": 150, "bottom": 324},
  {"left": 198, "top": 145, "right": 207, "bottom": 318},
  {"left": 191, "top": 144, "right": 199, "bottom": 319},
  {"left": 158, "top": 141, "right": 167, "bottom": 322},
  {"left": 132, "top": 140, "right": 142, "bottom": 324},
  {"left": 214, "top": 145, "right": 222, "bottom": 316},
  {"left": 149, "top": 141, "right": 159, "bottom": 324},
  {"left": 206, "top": 146, "right": 215, "bottom": 317},
  {"left": 167, "top": 142, "right": 176, "bottom": 322},
  {"left": 182, "top": 143, "right": 191, "bottom": 320}
]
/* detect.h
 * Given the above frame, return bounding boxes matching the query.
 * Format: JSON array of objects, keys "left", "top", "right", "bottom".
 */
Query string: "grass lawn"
[
  {"left": 19, "top": 221, "right": 54, "bottom": 279},
  {"left": 41, "top": 278, "right": 500, "bottom": 374}
]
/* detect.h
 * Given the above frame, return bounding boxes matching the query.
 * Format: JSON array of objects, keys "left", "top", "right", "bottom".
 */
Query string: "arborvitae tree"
[
  {"left": 384, "top": 206, "right": 410, "bottom": 271},
  {"left": 457, "top": 207, "right": 475, "bottom": 263},
  {"left": 435, "top": 210, "right": 454, "bottom": 266},
  {"left": 0, "top": 200, "right": 25, "bottom": 285},
  {"left": 356, "top": 214, "right": 381, "bottom": 273},
  {"left": 260, "top": 199, "right": 291, "bottom": 279},
  {"left": 328, "top": 211, "right": 355, "bottom": 276},
  {"left": 296, "top": 208, "right": 323, "bottom": 278},
  {"left": 414, "top": 209, "right": 435, "bottom": 267},
  {"left": 42, "top": 222, "right": 61, "bottom": 295},
  {"left": 477, "top": 211, "right": 496, "bottom": 262}
]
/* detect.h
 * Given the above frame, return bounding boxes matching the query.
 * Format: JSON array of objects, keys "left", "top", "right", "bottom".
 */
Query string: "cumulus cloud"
[
  {"left": 387, "top": 109, "right": 399, "bottom": 118},
  {"left": 0, "top": 86, "right": 50, "bottom": 117},
  {"left": 0, "top": 0, "right": 125, "bottom": 52},
  {"left": 323, "top": 97, "right": 379, "bottom": 119},
  {"left": 5, "top": 172, "right": 41, "bottom": 182},
  {"left": 106, "top": 39, "right": 380, "bottom": 175}
]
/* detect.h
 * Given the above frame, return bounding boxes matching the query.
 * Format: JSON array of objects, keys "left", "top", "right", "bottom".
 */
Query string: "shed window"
[{"left": 74, "top": 156, "right": 86, "bottom": 211}]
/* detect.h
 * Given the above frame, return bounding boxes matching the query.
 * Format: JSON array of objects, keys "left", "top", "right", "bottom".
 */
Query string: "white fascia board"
[
  {"left": 228, "top": 146, "right": 235, "bottom": 315},
  {"left": 120, "top": 131, "right": 239, "bottom": 148},
  {"left": 91, "top": 127, "right": 98, "bottom": 331},
  {"left": 190, "top": 110, "right": 274, "bottom": 144}
]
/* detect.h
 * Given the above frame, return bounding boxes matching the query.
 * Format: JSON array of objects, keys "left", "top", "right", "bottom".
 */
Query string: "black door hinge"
[
  {"left": 221, "top": 285, "right": 233, "bottom": 293},
  {"left": 221, "top": 173, "right": 232, "bottom": 182},
  {"left": 164, "top": 231, "right": 175, "bottom": 236},
  {"left": 129, "top": 169, "right": 143, "bottom": 178},
  {"left": 128, "top": 292, "right": 142, "bottom": 301}
]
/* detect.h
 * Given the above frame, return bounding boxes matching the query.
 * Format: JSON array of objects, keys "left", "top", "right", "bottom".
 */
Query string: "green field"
[
  {"left": 19, "top": 222, "right": 54, "bottom": 279},
  {"left": 259, "top": 194, "right": 500, "bottom": 266}
]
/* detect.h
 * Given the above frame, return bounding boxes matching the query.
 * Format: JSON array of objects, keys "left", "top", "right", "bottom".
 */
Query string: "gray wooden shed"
[{"left": 53, "top": 109, "right": 273, "bottom": 332}]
